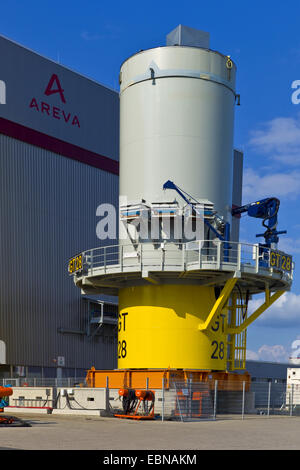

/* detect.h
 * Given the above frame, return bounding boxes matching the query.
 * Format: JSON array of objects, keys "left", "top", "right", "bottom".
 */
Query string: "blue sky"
[{"left": 1, "top": 0, "right": 300, "bottom": 362}]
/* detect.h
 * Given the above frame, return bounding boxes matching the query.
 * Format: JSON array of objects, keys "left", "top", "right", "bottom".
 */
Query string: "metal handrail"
[{"left": 69, "top": 240, "right": 294, "bottom": 281}]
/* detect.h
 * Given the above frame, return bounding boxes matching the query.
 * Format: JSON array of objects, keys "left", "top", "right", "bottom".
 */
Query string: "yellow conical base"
[{"left": 118, "top": 284, "right": 228, "bottom": 370}]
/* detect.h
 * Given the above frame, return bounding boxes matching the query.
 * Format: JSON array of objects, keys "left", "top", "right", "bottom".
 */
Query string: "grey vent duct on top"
[{"left": 166, "top": 24, "right": 210, "bottom": 49}]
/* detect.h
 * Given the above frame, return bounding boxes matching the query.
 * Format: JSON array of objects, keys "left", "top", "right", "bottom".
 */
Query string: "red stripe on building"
[{"left": 0, "top": 117, "right": 119, "bottom": 175}]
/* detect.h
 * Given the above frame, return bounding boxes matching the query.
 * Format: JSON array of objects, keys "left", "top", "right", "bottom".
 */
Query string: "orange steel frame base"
[
  {"left": 115, "top": 401, "right": 155, "bottom": 420},
  {"left": 86, "top": 368, "right": 251, "bottom": 391}
]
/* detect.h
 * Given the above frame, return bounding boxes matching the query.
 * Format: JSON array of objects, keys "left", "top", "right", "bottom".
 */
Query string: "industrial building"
[
  {"left": 0, "top": 34, "right": 119, "bottom": 379},
  {"left": 246, "top": 360, "right": 299, "bottom": 383}
]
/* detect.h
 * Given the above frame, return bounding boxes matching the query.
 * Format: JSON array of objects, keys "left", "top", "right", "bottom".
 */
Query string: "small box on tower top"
[{"left": 166, "top": 25, "right": 210, "bottom": 49}]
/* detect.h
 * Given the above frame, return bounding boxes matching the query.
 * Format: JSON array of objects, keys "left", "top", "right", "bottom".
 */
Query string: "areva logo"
[{"left": 29, "top": 74, "right": 80, "bottom": 128}]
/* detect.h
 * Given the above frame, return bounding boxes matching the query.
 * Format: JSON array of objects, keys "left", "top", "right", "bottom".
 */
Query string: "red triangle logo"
[{"left": 44, "top": 74, "right": 66, "bottom": 103}]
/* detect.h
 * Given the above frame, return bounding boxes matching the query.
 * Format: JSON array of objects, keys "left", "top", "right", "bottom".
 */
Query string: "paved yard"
[{"left": 0, "top": 413, "right": 299, "bottom": 451}]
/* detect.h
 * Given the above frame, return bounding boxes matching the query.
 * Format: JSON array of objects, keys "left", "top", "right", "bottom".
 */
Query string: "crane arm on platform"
[
  {"left": 163, "top": 180, "right": 229, "bottom": 243},
  {"left": 232, "top": 197, "right": 286, "bottom": 247}
]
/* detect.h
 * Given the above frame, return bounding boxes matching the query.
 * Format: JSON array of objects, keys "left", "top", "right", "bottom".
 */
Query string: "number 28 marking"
[
  {"left": 118, "top": 312, "right": 128, "bottom": 359},
  {"left": 118, "top": 340, "right": 127, "bottom": 358},
  {"left": 211, "top": 340, "right": 225, "bottom": 360}
]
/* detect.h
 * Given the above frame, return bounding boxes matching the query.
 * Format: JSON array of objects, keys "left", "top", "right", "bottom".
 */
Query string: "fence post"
[
  {"left": 162, "top": 377, "right": 165, "bottom": 422},
  {"left": 242, "top": 381, "right": 245, "bottom": 420},
  {"left": 267, "top": 381, "right": 271, "bottom": 416},
  {"left": 105, "top": 376, "right": 110, "bottom": 415},
  {"left": 213, "top": 380, "right": 218, "bottom": 420},
  {"left": 290, "top": 384, "right": 294, "bottom": 417}
]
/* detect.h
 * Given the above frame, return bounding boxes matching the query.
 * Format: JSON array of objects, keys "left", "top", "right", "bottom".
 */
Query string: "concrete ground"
[{"left": 0, "top": 412, "right": 300, "bottom": 451}]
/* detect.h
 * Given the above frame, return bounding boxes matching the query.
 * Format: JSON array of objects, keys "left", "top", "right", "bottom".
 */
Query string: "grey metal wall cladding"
[
  {"left": 231, "top": 149, "right": 243, "bottom": 243},
  {"left": 0, "top": 35, "right": 119, "bottom": 160},
  {"left": 0, "top": 134, "right": 118, "bottom": 369}
]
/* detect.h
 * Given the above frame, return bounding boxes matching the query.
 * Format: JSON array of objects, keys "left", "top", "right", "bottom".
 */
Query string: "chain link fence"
[
  {"left": 2, "top": 377, "right": 300, "bottom": 420},
  {"left": 161, "top": 380, "right": 300, "bottom": 421},
  {"left": 171, "top": 382, "right": 214, "bottom": 421}
]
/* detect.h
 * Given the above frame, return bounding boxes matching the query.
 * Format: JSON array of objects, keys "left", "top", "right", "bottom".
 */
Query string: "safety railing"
[
  {"left": 0, "top": 377, "right": 86, "bottom": 387},
  {"left": 69, "top": 240, "right": 293, "bottom": 282}
]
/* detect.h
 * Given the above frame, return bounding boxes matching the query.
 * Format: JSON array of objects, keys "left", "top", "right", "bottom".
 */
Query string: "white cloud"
[
  {"left": 245, "top": 293, "right": 300, "bottom": 362},
  {"left": 244, "top": 114, "right": 300, "bottom": 201},
  {"left": 248, "top": 291, "right": 300, "bottom": 328},
  {"left": 242, "top": 167, "right": 300, "bottom": 201},
  {"left": 80, "top": 24, "right": 122, "bottom": 42},
  {"left": 247, "top": 345, "right": 289, "bottom": 363},
  {"left": 246, "top": 349, "right": 259, "bottom": 360},
  {"left": 247, "top": 335, "right": 300, "bottom": 363},
  {"left": 80, "top": 31, "right": 101, "bottom": 41},
  {"left": 278, "top": 237, "right": 300, "bottom": 255},
  {"left": 249, "top": 115, "right": 300, "bottom": 166},
  {"left": 258, "top": 344, "right": 289, "bottom": 362}
]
